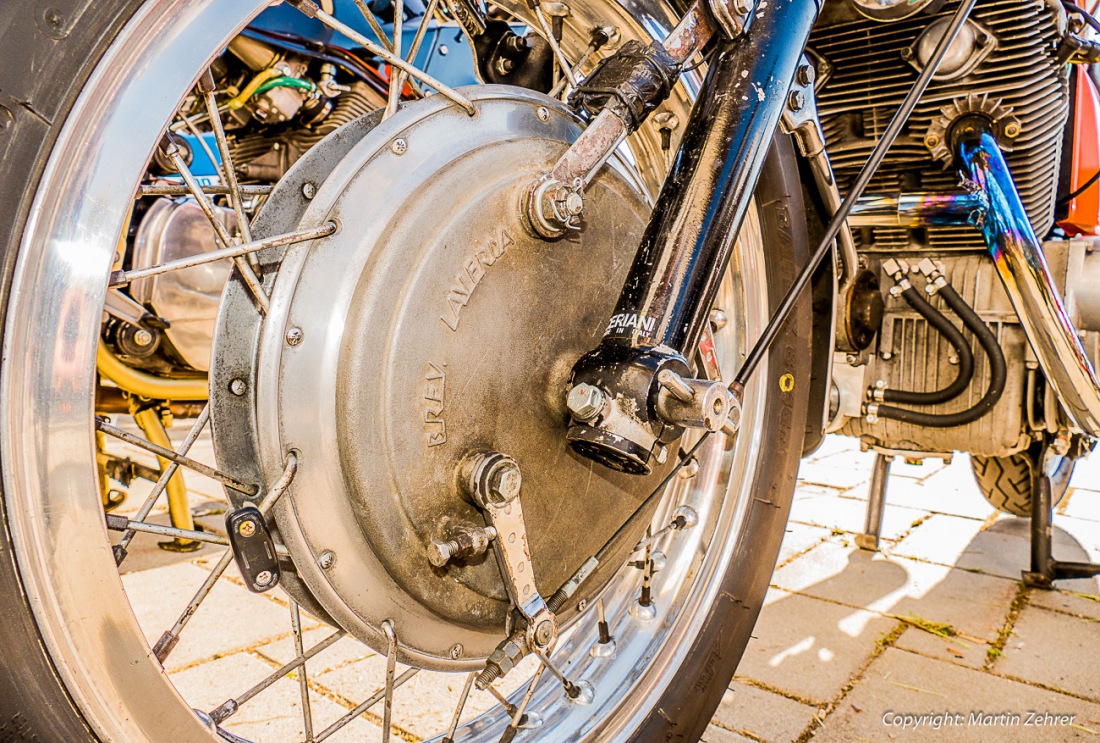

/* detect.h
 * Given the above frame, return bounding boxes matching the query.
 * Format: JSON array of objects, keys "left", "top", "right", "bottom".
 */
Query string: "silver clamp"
[{"left": 780, "top": 56, "right": 858, "bottom": 295}]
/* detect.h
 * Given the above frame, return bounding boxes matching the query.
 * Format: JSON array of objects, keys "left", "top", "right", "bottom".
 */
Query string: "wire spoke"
[
  {"left": 151, "top": 455, "right": 298, "bottom": 664},
  {"left": 352, "top": 0, "right": 397, "bottom": 52},
  {"left": 499, "top": 665, "right": 545, "bottom": 741},
  {"left": 198, "top": 71, "right": 256, "bottom": 252},
  {"left": 386, "top": 0, "right": 442, "bottom": 121},
  {"left": 442, "top": 672, "right": 475, "bottom": 743},
  {"left": 313, "top": 667, "right": 419, "bottom": 742},
  {"left": 208, "top": 629, "right": 347, "bottom": 726},
  {"left": 96, "top": 417, "right": 258, "bottom": 495},
  {"left": 381, "top": 620, "right": 398, "bottom": 743},
  {"left": 385, "top": 0, "right": 405, "bottom": 118},
  {"left": 159, "top": 140, "right": 271, "bottom": 313},
  {"left": 107, "top": 514, "right": 291, "bottom": 556},
  {"left": 139, "top": 184, "right": 273, "bottom": 197},
  {"left": 112, "top": 405, "right": 209, "bottom": 559},
  {"left": 108, "top": 222, "right": 335, "bottom": 288},
  {"left": 296, "top": 1, "right": 477, "bottom": 115},
  {"left": 291, "top": 603, "right": 316, "bottom": 742},
  {"left": 533, "top": 6, "right": 578, "bottom": 87}
]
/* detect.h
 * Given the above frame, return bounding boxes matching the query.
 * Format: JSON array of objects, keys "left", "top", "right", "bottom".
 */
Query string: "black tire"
[
  {"left": 632, "top": 135, "right": 813, "bottom": 741},
  {"left": 0, "top": 2, "right": 142, "bottom": 740},
  {"left": 971, "top": 450, "right": 1074, "bottom": 518},
  {"left": 0, "top": 3, "right": 811, "bottom": 739}
]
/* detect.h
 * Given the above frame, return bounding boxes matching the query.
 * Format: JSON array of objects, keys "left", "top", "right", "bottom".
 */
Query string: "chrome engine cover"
[
  {"left": 211, "top": 88, "right": 672, "bottom": 670},
  {"left": 131, "top": 198, "right": 236, "bottom": 371}
]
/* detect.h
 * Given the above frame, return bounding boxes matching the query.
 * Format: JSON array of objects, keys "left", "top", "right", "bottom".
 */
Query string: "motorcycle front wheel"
[{"left": 0, "top": 1, "right": 812, "bottom": 740}]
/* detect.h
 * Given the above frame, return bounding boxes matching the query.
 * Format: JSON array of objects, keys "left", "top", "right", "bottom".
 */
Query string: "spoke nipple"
[
  {"left": 318, "top": 549, "right": 336, "bottom": 569},
  {"left": 285, "top": 326, "right": 304, "bottom": 346},
  {"left": 229, "top": 378, "right": 247, "bottom": 396},
  {"left": 391, "top": 138, "right": 408, "bottom": 155},
  {"left": 677, "top": 456, "right": 700, "bottom": 479},
  {"left": 629, "top": 599, "right": 657, "bottom": 622},
  {"left": 673, "top": 505, "right": 699, "bottom": 528},
  {"left": 565, "top": 679, "right": 595, "bottom": 705}
]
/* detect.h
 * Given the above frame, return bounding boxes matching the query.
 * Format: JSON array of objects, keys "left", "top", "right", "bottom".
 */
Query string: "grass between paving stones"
[
  {"left": 792, "top": 622, "right": 908, "bottom": 742},
  {"left": 984, "top": 582, "right": 1030, "bottom": 668}
]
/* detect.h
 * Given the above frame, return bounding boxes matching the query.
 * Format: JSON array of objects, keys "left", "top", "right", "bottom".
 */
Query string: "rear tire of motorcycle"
[
  {"left": 0, "top": 1, "right": 811, "bottom": 739},
  {"left": 970, "top": 450, "right": 1074, "bottom": 518}
]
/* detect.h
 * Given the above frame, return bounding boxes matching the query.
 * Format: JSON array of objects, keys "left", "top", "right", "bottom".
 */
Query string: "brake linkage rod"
[{"left": 477, "top": 0, "right": 981, "bottom": 687}]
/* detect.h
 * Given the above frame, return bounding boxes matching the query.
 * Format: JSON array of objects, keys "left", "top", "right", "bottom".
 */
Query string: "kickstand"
[
  {"left": 856, "top": 453, "right": 892, "bottom": 552},
  {"left": 1023, "top": 445, "right": 1100, "bottom": 588}
]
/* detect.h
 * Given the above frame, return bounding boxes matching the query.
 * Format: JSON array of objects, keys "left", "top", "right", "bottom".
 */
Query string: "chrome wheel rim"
[{"left": 2, "top": 0, "right": 771, "bottom": 740}]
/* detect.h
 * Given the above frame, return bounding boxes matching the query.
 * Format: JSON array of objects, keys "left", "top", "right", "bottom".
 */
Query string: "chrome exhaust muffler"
[{"left": 953, "top": 118, "right": 1100, "bottom": 436}]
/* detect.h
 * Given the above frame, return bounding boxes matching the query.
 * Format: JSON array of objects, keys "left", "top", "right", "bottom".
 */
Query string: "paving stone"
[
  {"left": 814, "top": 647, "right": 1100, "bottom": 742},
  {"left": 789, "top": 494, "right": 930, "bottom": 543},
  {"left": 861, "top": 461, "right": 997, "bottom": 521},
  {"left": 702, "top": 724, "right": 756, "bottom": 743},
  {"left": 1062, "top": 486, "right": 1100, "bottom": 523},
  {"left": 996, "top": 605, "right": 1100, "bottom": 700},
  {"left": 713, "top": 681, "right": 818, "bottom": 742},
  {"left": 169, "top": 652, "right": 383, "bottom": 742},
  {"left": 1029, "top": 588, "right": 1100, "bottom": 621},
  {"left": 737, "top": 591, "right": 895, "bottom": 705},
  {"left": 797, "top": 459, "right": 873, "bottom": 490},
  {"left": 894, "top": 626, "right": 991, "bottom": 670},
  {"left": 886, "top": 457, "right": 951, "bottom": 483},
  {"left": 772, "top": 538, "right": 860, "bottom": 595},
  {"left": 802, "top": 434, "right": 862, "bottom": 463},
  {"left": 778, "top": 522, "right": 831, "bottom": 565},
  {"left": 255, "top": 627, "right": 375, "bottom": 675},
  {"left": 121, "top": 560, "right": 299, "bottom": 671},
  {"left": 887, "top": 513, "right": 988, "bottom": 567},
  {"left": 950, "top": 518, "right": 1100, "bottom": 593},
  {"left": 781, "top": 548, "right": 1017, "bottom": 641}
]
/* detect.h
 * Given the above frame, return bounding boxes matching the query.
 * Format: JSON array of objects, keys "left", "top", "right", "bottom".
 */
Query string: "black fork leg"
[{"left": 566, "top": 0, "right": 820, "bottom": 474}]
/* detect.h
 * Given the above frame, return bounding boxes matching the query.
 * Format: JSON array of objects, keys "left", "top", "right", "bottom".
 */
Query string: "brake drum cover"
[{"left": 214, "top": 88, "right": 670, "bottom": 669}]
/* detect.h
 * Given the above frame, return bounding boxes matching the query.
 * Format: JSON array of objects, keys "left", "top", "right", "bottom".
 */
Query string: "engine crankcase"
[{"left": 210, "top": 87, "right": 674, "bottom": 670}]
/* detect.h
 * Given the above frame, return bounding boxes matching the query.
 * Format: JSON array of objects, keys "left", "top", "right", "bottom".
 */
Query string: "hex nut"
[
  {"left": 567, "top": 383, "right": 606, "bottom": 421},
  {"left": 487, "top": 639, "right": 525, "bottom": 676}
]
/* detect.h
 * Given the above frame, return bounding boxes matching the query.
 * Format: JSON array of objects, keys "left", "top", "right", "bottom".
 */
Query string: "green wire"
[{"left": 251, "top": 76, "right": 317, "bottom": 98}]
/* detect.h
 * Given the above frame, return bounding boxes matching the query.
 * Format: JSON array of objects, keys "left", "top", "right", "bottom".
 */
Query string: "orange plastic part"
[{"left": 1061, "top": 66, "right": 1100, "bottom": 236}]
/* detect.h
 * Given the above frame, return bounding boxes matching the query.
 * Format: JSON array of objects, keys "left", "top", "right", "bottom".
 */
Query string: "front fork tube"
[{"left": 566, "top": 0, "right": 820, "bottom": 474}]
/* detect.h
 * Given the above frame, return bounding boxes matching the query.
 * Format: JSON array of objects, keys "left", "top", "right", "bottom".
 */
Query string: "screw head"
[
  {"left": 449, "top": 643, "right": 464, "bottom": 659},
  {"left": 285, "top": 326, "right": 303, "bottom": 346},
  {"left": 133, "top": 329, "right": 154, "bottom": 347},
  {"left": 577, "top": 598, "right": 588, "bottom": 612},
  {"left": 229, "top": 378, "right": 247, "bottom": 396},
  {"left": 562, "top": 191, "right": 584, "bottom": 217},
  {"left": 255, "top": 570, "right": 273, "bottom": 586},
  {"left": 491, "top": 464, "right": 522, "bottom": 502},
  {"left": 536, "top": 106, "right": 551, "bottom": 123},
  {"left": 318, "top": 550, "right": 336, "bottom": 570},
  {"left": 796, "top": 63, "right": 816, "bottom": 87},
  {"left": 391, "top": 138, "right": 408, "bottom": 155},
  {"left": 567, "top": 383, "right": 606, "bottom": 421},
  {"left": 534, "top": 619, "right": 555, "bottom": 648},
  {"left": 238, "top": 519, "right": 257, "bottom": 538},
  {"left": 302, "top": 181, "right": 317, "bottom": 200}
]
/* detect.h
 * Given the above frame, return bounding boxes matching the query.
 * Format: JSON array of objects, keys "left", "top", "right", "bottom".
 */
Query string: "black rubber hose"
[
  {"left": 879, "top": 285, "right": 974, "bottom": 405},
  {"left": 875, "top": 284, "right": 1007, "bottom": 427}
]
